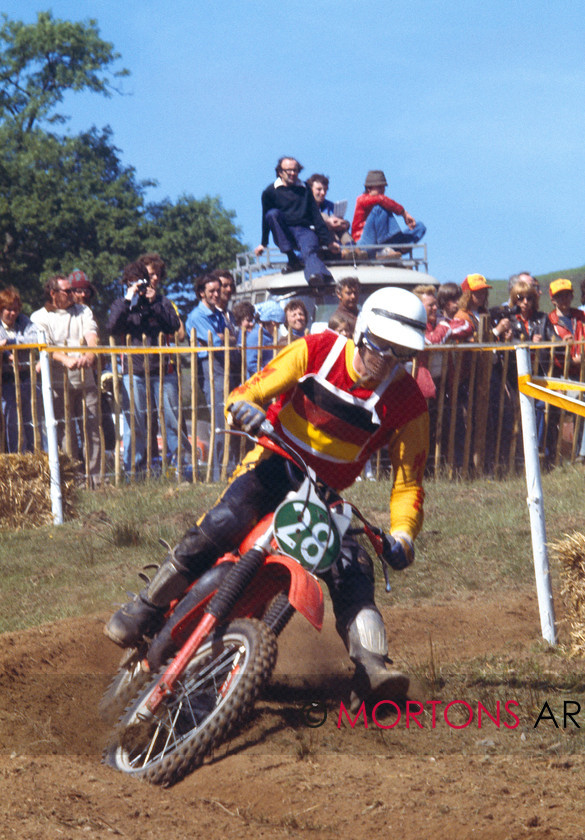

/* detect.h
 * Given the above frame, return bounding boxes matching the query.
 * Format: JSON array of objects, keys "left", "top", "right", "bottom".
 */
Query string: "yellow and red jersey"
[{"left": 227, "top": 330, "right": 429, "bottom": 541}]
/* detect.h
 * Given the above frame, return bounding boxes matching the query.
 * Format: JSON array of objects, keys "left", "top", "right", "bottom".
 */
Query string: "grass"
[{"left": 1, "top": 465, "right": 584, "bottom": 634}]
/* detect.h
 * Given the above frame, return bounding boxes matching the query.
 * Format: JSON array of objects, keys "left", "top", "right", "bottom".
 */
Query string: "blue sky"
[{"left": 5, "top": 0, "right": 585, "bottom": 282}]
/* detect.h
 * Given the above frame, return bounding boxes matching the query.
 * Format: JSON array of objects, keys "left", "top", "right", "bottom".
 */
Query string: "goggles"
[{"left": 362, "top": 329, "right": 417, "bottom": 361}]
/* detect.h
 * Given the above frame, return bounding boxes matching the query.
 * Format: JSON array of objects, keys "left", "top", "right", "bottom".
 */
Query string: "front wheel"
[{"left": 103, "top": 618, "right": 277, "bottom": 786}]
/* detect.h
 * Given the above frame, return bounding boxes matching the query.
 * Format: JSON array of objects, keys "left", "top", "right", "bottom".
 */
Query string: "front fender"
[{"left": 264, "top": 554, "right": 324, "bottom": 631}]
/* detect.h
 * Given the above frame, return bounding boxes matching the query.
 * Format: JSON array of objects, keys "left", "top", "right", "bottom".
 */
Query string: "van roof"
[{"left": 233, "top": 244, "right": 438, "bottom": 302}]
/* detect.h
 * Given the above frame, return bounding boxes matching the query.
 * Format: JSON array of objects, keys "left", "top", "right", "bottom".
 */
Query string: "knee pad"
[{"left": 174, "top": 500, "right": 249, "bottom": 576}]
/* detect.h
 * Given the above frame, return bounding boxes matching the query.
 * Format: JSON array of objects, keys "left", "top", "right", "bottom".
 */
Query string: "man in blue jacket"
[{"left": 254, "top": 156, "right": 339, "bottom": 286}]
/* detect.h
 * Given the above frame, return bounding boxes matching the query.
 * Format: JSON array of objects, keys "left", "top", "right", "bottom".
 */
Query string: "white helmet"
[{"left": 354, "top": 287, "right": 427, "bottom": 353}]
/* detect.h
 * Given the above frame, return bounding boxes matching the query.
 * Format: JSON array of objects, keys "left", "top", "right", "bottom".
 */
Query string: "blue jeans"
[
  {"left": 1, "top": 379, "right": 35, "bottom": 452},
  {"left": 122, "top": 372, "right": 188, "bottom": 473},
  {"left": 357, "top": 204, "right": 426, "bottom": 246},
  {"left": 199, "top": 355, "right": 237, "bottom": 482},
  {"left": 265, "top": 208, "right": 334, "bottom": 283}
]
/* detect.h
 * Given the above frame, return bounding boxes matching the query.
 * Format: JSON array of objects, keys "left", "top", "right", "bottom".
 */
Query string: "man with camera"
[{"left": 107, "top": 260, "right": 180, "bottom": 474}]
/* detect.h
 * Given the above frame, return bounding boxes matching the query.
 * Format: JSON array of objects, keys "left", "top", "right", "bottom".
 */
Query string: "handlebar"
[{"left": 224, "top": 410, "right": 396, "bottom": 591}]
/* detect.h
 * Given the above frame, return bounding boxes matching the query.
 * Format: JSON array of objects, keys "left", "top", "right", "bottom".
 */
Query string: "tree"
[
  {"left": 0, "top": 11, "right": 244, "bottom": 323},
  {"left": 0, "top": 11, "right": 128, "bottom": 135},
  {"left": 142, "top": 196, "right": 244, "bottom": 314},
  {"left": 0, "top": 123, "right": 152, "bottom": 318}
]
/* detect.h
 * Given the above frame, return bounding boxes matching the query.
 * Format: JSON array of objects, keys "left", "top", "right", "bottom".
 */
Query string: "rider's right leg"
[{"left": 104, "top": 453, "right": 296, "bottom": 647}]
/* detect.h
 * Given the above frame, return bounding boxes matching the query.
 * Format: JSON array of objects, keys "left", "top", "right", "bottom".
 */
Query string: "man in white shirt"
[{"left": 31, "top": 274, "right": 101, "bottom": 486}]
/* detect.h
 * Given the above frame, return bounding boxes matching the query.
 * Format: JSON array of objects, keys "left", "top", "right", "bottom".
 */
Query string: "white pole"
[
  {"left": 38, "top": 330, "right": 63, "bottom": 525},
  {"left": 516, "top": 345, "right": 556, "bottom": 644}
]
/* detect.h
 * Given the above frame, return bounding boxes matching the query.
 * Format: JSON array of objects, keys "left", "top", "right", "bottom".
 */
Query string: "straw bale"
[
  {"left": 0, "top": 452, "right": 79, "bottom": 529},
  {"left": 550, "top": 532, "right": 585, "bottom": 657}
]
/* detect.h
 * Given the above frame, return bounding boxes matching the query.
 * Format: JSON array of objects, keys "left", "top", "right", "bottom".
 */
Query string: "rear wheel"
[{"left": 103, "top": 618, "right": 277, "bottom": 786}]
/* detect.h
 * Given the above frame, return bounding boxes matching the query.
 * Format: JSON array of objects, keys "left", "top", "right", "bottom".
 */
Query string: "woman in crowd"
[
  {"left": 279, "top": 299, "right": 309, "bottom": 342},
  {"left": 0, "top": 286, "right": 38, "bottom": 452}
]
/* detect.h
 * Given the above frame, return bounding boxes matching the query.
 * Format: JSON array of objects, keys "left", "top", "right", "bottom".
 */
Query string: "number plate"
[{"left": 273, "top": 499, "right": 340, "bottom": 573}]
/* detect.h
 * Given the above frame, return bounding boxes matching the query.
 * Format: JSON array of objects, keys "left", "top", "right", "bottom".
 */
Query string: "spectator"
[
  {"left": 231, "top": 300, "right": 256, "bottom": 384},
  {"left": 31, "top": 274, "right": 101, "bottom": 486},
  {"left": 509, "top": 281, "right": 546, "bottom": 343},
  {"left": 140, "top": 252, "right": 190, "bottom": 469},
  {"left": 213, "top": 269, "right": 238, "bottom": 339},
  {"left": 246, "top": 300, "right": 285, "bottom": 378},
  {"left": 69, "top": 268, "right": 97, "bottom": 309},
  {"left": 455, "top": 274, "right": 511, "bottom": 341},
  {"left": 491, "top": 271, "right": 541, "bottom": 325},
  {"left": 331, "top": 276, "right": 360, "bottom": 333},
  {"left": 580, "top": 276, "right": 585, "bottom": 313},
  {"left": 280, "top": 299, "right": 309, "bottom": 342},
  {"left": 140, "top": 253, "right": 186, "bottom": 341},
  {"left": 413, "top": 285, "right": 447, "bottom": 399},
  {"left": 0, "top": 286, "right": 38, "bottom": 453},
  {"left": 542, "top": 278, "right": 585, "bottom": 375},
  {"left": 541, "top": 279, "right": 585, "bottom": 464},
  {"left": 327, "top": 312, "right": 353, "bottom": 337},
  {"left": 306, "top": 173, "right": 353, "bottom": 248},
  {"left": 507, "top": 280, "right": 551, "bottom": 459},
  {"left": 68, "top": 269, "right": 116, "bottom": 455},
  {"left": 437, "top": 283, "right": 462, "bottom": 320},
  {"left": 254, "top": 156, "right": 339, "bottom": 286},
  {"left": 185, "top": 274, "right": 231, "bottom": 480},
  {"left": 232, "top": 300, "right": 256, "bottom": 342},
  {"left": 351, "top": 169, "right": 426, "bottom": 252},
  {"left": 455, "top": 274, "right": 514, "bottom": 472},
  {"left": 107, "top": 260, "right": 180, "bottom": 475}
]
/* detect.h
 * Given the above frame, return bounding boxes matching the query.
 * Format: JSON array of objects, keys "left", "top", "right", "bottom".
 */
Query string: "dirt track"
[{"left": 1, "top": 588, "right": 584, "bottom": 840}]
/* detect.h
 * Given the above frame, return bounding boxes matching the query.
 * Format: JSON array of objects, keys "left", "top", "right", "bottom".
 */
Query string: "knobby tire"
[{"left": 103, "top": 618, "right": 278, "bottom": 786}]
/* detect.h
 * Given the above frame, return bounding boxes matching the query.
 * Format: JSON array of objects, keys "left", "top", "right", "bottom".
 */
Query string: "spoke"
[{"left": 116, "top": 634, "right": 253, "bottom": 773}]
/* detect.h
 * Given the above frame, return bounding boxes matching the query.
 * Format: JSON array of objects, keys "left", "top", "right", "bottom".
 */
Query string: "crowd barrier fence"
[{"left": 1, "top": 331, "right": 585, "bottom": 488}]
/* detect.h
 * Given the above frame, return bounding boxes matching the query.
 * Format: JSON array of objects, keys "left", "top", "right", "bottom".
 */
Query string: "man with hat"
[
  {"left": 543, "top": 279, "right": 585, "bottom": 373},
  {"left": 455, "top": 273, "right": 512, "bottom": 340},
  {"left": 69, "top": 268, "right": 97, "bottom": 308},
  {"left": 351, "top": 169, "right": 426, "bottom": 251}
]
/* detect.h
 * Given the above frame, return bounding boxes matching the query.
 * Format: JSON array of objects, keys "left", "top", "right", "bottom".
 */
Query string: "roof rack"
[{"left": 234, "top": 243, "right": 428, "bottom": 286}]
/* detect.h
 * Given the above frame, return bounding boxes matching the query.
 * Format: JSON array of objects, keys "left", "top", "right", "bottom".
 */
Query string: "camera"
[{"left": 136, "top": 277, "right": 150, "bottom": 294}]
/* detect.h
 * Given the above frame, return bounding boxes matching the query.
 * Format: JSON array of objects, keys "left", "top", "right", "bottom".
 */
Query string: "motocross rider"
[{"left": 105, "top": 287, "right": 429, "bottom": 710}]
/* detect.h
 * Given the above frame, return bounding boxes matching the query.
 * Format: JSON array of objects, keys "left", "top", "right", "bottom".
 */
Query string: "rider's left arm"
[{"left": 387, "top": 410, "right": 429, "bottom": 543}]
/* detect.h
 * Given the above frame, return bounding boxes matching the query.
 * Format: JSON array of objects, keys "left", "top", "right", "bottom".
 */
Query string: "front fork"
[{"left": 146, "top": 529, "right": 275, "bottom": 714}]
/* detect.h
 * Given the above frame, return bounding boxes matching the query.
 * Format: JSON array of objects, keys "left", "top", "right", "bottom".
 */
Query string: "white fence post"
[
  {"left": 38, "top": 330, "right": 63, "bottom": 525},
  {"left": 516, "top": 345, "right": 556, "bottom": 644}
]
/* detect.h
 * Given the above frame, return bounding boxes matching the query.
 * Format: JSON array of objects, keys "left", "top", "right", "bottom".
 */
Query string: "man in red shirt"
[{"left": 351, "top": 169, "right": 426, "bottom": 250}]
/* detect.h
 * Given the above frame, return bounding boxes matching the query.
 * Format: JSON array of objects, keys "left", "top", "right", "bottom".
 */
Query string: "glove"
[
  {"left": 381, "top": 533, "right": 414, "bottom": 571},
  {"left": 230, "top": 400, "right": 266, "bottom": 434}
]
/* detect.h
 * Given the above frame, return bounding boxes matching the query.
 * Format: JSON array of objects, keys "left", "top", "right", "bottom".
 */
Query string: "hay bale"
[
  {"left": 0, "top": 452, "right": 79, "bottom": 529},
  {"left": 551, "top": 532, "right": 585, "bottom": 657}
]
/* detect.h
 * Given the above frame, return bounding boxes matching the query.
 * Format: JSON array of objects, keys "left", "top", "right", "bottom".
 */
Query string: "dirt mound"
[{"left": 0, "top": 589, "right": 583, "bottom": 840}]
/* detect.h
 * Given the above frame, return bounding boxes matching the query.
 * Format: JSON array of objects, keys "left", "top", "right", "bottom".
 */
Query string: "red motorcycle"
[{"left": 101, "top": 422, "right": 394, "bottom": 786}]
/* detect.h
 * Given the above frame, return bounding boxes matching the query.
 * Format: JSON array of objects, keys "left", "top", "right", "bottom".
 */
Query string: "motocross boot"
[
  {"left": 104, "top": 555, "right": 192, "bottom": 648},
  {"left": 346, "top": 607, "right": 409, "bottom": 713},
  {"left": 104, "top": 526, "right": 222, "bottom": 647}
]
